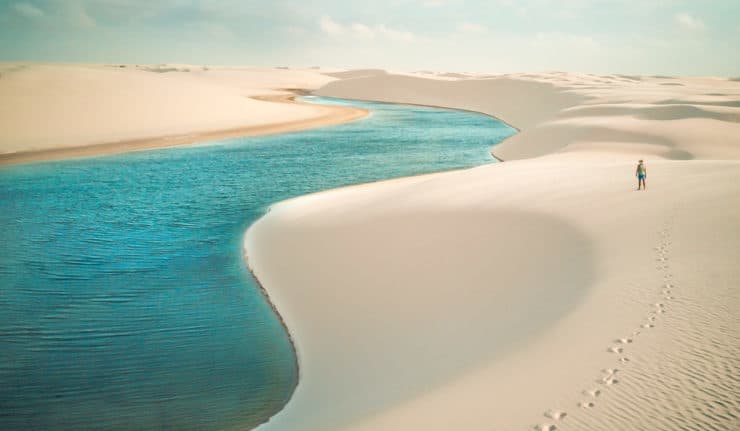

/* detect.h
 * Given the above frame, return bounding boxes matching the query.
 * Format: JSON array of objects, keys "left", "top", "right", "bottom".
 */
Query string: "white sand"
[
  {"left": 247, "top": 72, "right": 740, "bottom": 430},
  {"left": 0, "top": 63, "right": 365, "bottom": 164}
]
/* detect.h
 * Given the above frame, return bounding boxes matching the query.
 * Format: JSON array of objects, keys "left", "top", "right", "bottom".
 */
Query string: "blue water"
[{"left": 0, "top": 97, "right": 515, "bottom": 430}]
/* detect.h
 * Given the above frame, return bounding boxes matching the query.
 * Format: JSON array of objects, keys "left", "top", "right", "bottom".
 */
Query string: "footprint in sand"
[
  {"left": 533, "top": 424, "right": 557, "bottom": 431},
  {"left": 544, "top": 410, "right": 567, "bottom": 420},
  {"left": 619, "top": 357, "right": 630, "bottom": 364},
  {"left": 616, "top": 337, "right": 633, "bottom": 344},
  {"left": 607, "top": 346, "right": 623, "bottom": 354},
  {"left": 578, "top": 401, "right": 595, "bottom": 408},
  {"left": 599, "top": 369, "right": 619, "bottom": 385},
  {"left": 584, "top": 389, "right": 601, "bottom": 397},
  {"left": 601, "top": 376, "right": 619, "bottom": 386}
]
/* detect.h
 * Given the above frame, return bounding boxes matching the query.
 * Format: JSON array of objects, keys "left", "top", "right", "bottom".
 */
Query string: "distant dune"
[{"left": 324, "top": 69, "right": 388, "bottom": 79}]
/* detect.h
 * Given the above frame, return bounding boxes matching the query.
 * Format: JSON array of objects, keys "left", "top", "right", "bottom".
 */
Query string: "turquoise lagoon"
[{"left": 0, "top": 97, "right": 515, "bottom": 430}]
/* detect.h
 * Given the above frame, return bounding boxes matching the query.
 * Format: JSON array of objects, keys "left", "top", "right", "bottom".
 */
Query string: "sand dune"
[
  {"left": 559, "top": 103, "right": 740, "bottom": 123},
  {"left": 316, "top": 73, "right": 585, "bottom": 131},
  {"left": 248, "top": 72, "right": 740, "bottom": 430},
  {"left": 0, "top": 63, "right": 365, "bottom": 164},
  {"left": 316, "top": 73, "right": 740, "bottom": 161}
]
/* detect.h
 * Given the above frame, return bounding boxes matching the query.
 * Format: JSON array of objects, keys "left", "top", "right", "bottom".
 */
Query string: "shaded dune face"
[
  {"left": 560, "top": 104, "right": 740, "bottom": 123},
  {"left": 503, "top": 124, "right": 696, "bottom": 160},
  {"left": 250, "top": 209, "right": 595, "bottom": 429}
]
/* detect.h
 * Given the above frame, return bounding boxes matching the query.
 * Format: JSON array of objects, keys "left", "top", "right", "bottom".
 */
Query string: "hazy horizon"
[{"left": 1, "top": 0, "right": 739, "bottom": 76}]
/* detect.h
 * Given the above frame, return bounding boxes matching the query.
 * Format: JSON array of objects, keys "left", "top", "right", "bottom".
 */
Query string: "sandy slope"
[
  {"left": 0, "top": 63, "right": 366, "bottom": 164},
  {"left": 247, "top": 72, "right": 740, "bottom": 430}
]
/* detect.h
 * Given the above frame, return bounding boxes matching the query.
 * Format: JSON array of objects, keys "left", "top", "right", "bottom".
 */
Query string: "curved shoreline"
[
  {"left": 299, "top": 95, "right": 519, "bottom": 161},
  {"left": 0, "top": 91, "right": 369, "bottom": 167},
  {"left": 241, "top": 98, "right": 517, "bottom": 429},
  {"left": 241, "top": 234, "right": 301, "bottom": 431}
]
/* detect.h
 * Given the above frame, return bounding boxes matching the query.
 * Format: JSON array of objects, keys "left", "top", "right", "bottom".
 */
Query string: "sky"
[{"left": 1, "top": 0, "right": 738, "bottom": 75}]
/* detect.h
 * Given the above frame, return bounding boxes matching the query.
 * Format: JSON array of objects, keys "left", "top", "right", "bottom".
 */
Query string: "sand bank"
[
  {"left": 0, "top": 64, "right": 367, "bottom": 165},
  {"left": 247, "top": 72, "right": 740, "bottom": 430}
]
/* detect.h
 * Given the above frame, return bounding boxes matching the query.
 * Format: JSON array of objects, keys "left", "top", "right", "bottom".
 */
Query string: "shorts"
[{"left": 638, "top": 174, "right": 646, "bottom": 180}]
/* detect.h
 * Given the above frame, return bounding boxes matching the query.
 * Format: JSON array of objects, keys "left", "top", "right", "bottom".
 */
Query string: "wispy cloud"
[
  {"left": 65, "top": 1, "right": 96, "bottom": 28},
  {"left": 13, "top": 2, "right": 44, "bottom": 19},
  {"left": 674, "top": 12, "right": 705, "bottom": 31},
  {"left": 457, "top": 22, "right": 488, "bottom": 34},
  {"left": 319, "top": 15, "right": 343, "bottom": 35},
  {"left": 529, "top": 32, "right": 600, "bottom": 50},
  {"left": 422, "top": 0, "right": 445, "bottom": 7},
  {"left": 377, "top": 24, "right": 415, "bottom": 42},
  {"left": 319, "top": 16, "right": 415, "bottom": 42},
  {"left": 350, "top": 22, "right": 374, "bottom": 39}
]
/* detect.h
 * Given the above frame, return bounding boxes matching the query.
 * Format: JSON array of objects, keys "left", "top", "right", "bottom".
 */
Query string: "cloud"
[
  {"left": 13, "top": 2, "right": 45, "bottom": 19},
  {"left": 675, "top": 12, "right": 705, "bottom": 31},
  {"left": 351, "top": 22, "right": 374, "bottom": 39},
  {"left": 457, "top": 22, "right": 488, "bottom": 34},
  {"left": 320, "top": 15, "right": 344, "bottom": 35},
  {"left": 377, "top": 25, "right": 415, "bottom": 42},
  {"left": 64, "top": 1, "right": 96, "bottom": 28},
  {"left": 319, "top": 16, "right": 415, "bottom": 42},
  {"left": 529, "top": 32, "right": 600, "bottom": 51}
]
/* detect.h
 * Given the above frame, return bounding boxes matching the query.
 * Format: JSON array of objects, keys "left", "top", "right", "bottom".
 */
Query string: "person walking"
[{"left": 636, "top": 160, "right": 647, "bottom": 190}]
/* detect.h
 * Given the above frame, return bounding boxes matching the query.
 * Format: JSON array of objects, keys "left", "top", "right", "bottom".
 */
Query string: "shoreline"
[
  {"left": 242, "top": 98, "right": 518, "bottom": 430},
  {"left": 239, "top": 98, "right": 512, "bottom": 429},
  {"left": 301, "top": 95, "right": 520, "bottom": 162},
  {"left": 0, "top": 91, "right": 368, "bottom": 167},
  {"left": 242, "top": 234, "right": 300, "bottom": 431}
]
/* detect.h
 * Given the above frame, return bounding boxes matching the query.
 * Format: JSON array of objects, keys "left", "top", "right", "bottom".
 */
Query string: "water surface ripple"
[{"left": 0, "top": 97, "right": 515, "bottom": 430}]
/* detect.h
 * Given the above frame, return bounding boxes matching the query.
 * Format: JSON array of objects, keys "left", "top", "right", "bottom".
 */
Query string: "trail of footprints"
[{"left": 533, "top": 218, "right": 676, "bottom": 430}]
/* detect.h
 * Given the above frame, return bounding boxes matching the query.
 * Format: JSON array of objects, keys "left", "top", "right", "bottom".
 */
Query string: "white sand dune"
[
  {"left": 248, "top": 72, "right": 740, "bottom": 430},
  {"left": 3, "top": 63, "right": 737, "bottom": 430},
  {"left": 0, "top": 63, "right": 365, "bottom": 164}
]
